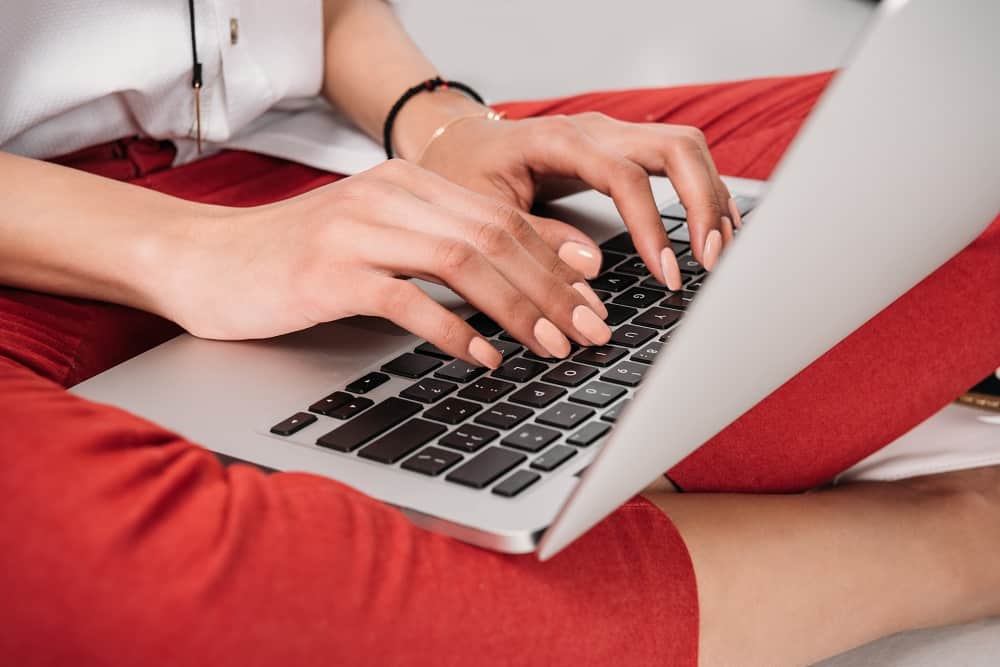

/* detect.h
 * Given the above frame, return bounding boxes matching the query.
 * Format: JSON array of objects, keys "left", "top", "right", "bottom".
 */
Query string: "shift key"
[
  {"left": 316, "top": 397, "right": 421, "bottom": 452},
  {"left": 446, "top": 446, "right": 526, "bottom": 488}
]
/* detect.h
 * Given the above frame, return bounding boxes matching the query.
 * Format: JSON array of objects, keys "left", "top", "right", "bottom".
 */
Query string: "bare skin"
[{"left": 644, "top": 465, "right": 1000, "bottom": 666}]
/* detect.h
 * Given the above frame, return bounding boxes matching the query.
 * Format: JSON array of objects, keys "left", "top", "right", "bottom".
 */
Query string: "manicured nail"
[
  {"left": 572, "top": 305, "right": 612, "bottom": 345},
  {"left": 558, "top": 241, "right": 602, "bottom": 278},
  {"left": 533, "top": 317, "right": 571, "bottom": 358},
  {"left": 468, "top": 337, "right": 502, "bottom": 369},
  {"left": 703, "top": 229, "right": 722, "bottom": 271},
  {"left": 728, "top": 198, "right": 743, "bottom": 229},
  {"left": 573, "top": 282, "right": 608, "bottom": 319},
  {"left": 659, "top": 247, "right": 683, "bottom": 292},
  {"left": 721, "top": 216, "right": 734, "bottom": 245}
]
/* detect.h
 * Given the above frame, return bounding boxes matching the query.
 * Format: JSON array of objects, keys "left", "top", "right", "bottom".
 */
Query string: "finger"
[
  {"left": 569, "top": 115, "right": 730, "bottom": 264},
  {"left": 352, "top": 219, "right": 600, "bottom": 357},
  {"left": 517, "top": 117, "right": 678, "bottom": 289},
  {"left": 379, "top": 159, "right": 605, "bottom": 280},
  {"left": 357, "top": 276, "right": 503, "bottom": 369},
  {"left": 695, "top": 141, "right": 736, "bottom": 247}
]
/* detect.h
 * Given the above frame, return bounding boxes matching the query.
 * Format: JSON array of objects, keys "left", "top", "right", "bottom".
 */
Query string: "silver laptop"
[{"left": 72, "top": 0, "right": 1000, "bottom": 560}]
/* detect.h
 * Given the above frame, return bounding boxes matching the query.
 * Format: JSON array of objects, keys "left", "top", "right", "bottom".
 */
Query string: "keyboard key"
[
  {"left": 493, "top": 358, "right": 548, "bottom": 383},
  {"left": 446, "top": 446, "right": 526, "bottom": 489},
  {"left": 602, "top": 399, "right": 631, "bottom": 422},
  {"left": 633, "top": 307, "right": 682, "bottom": 330},
  {"left": 344, "top": 372, "right": 389, "bottom": 395},
  {"left": 401, "top": 446, "right": 463, "bottom": 476},
  {"left": 602, "top": 361, "right": 649, "bottom": 387},
  {"left": 358, "top": 418, "right": 447, "bottom": 464},
  {"left": 685, "top": 277, "right": 705, "bottom": 292},
  {"left": 600, "top": 251, "right": 627, "bottom": 272},
  {"left": 660, "top": 330, "right": 677, "bottom": 343},
  {"left": 599, "top": 231, "right": 635, "bottom": 254},
  {"left": 382, "top": 353, "right": 442, "bottom": 379},
  {"left": 327, "top": 396, "right": 375, "bottom": 420},
  {"left": 440, "top": 424, "right": 499, "bottom": 453},
  {"left": 542, "top": 361, "right": 598, "bottom": 387},
  {"left": 466, "top": 312, "right": 502, "bottom": 336},
  {"left": 492, "top": 339, "right": 523, "bottom": 359},
  {"left": 414, "top": 342, "right": 453, "bottom": 360},
  {"left": 316, "top": 397, "right": 421, "bottom": 452},
  {"left": 593, "top": 289, "right": 612, "bottom": 302},
  {"left": 631, "top": 341, "right": 663, "bottom": 364},
  {"left": 270, "top": 412, "right": 317, "bottom": 436},
  {"left": 604, "top": 303, "right": 638, "bottom": 326},
  {"left": 614, "top": 257, "right": 650, "bottom": 277},
  {"left": 520, "top": 344, "right": 579, "bottom": 363},
  {"left": 569, "top": 381, "right": 627, "bottom": 408},
  {"left": 589, "top": 272, "right": 638, "bottom": 293},
  {"left": 531, "top": 444, "right": 577, "bottom": 472},
  {"left": 492, "top": 470, "right": 541, "bottom": 497},
  {"left": 574, "top": 345, "right": 628, "bottom": 367},
  {"left": 502, "top": 424, "right": 561, "bottom": 452},
  {"left": 640, "top": 276, "right": 668, "bottom": 291},
  {"left": 458, "top": 377, "right": 516, "bottom": 403},
  {"left": 474, "top": 402, "right": 533, "bottom": 430},
  {"left": 308, "top": 391, "right": 353, "bottom": 416},
  {"left": 567, "top": 421, "right": 611, "bottom": 447},
  {"left": 536, "top": 403, "right": 595, "bottom": 429},
  {"left": 677, "top": 254, "right": 705, "bottom": 276},
  {"left": 659, "top": 201, "right": 687, "bottom": 219},
  {"left": 611, "top": 324, "right": 657, "bottom": 348},
  {"left": 435, "top": 359, "right": 487, "bottom": 383},
  {"left": 509, "top": 382, "right": 566, "bottom": 408},
  {"left": 400, "top": 378, "right": 457, "bottom": 403},
  {"left": 424, "top": 397, "right": 482, "bottom": 425},
  {"left": 668, "top": 224, "right": 691, "bottom": 243},
  {"left": 660, "top": 291, "right": 697, "bottom": 311},
  {"left": 612, "top": 287, "right": 662, "bottom": 309}
]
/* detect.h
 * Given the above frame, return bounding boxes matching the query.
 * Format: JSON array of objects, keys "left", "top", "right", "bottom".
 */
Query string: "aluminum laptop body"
[{"left": 72, "top": 0, "right": 1000, "bottom": 560}]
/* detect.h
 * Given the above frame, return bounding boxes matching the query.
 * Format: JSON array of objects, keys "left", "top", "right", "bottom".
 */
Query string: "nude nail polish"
[
  {"left": 728, "top": 197, "right": 743, "bottom": 229},
  {"left": 703, "top": 229, "right": 722, "bottom": 271},
  {"left": 559, "top": 242, "right": 602, "bottom": 278},
  {"left": 572, "top": 305, "right": 612, "bottom": 346},
  {"left": 533, "top": 317, "right": 571, "bottom": 358},
  {"left": 659, "top": 247, "right": 683, "bottom": 292},
  {"left": 721, "top": 215, "right": 734, "bottom": 245},
  {"left": 573, "top": 282, "right": 608, "bottom": 319},
  {"left": 467, "top": 337, "right": 502, "bottom": 369}
]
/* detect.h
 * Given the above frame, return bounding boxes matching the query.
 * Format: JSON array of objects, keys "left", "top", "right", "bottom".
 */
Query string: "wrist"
[{"left": 391, "top": 88, "right": 488, "bottom": 160}]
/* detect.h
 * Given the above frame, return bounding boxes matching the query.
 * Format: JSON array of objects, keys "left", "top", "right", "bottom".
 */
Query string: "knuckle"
[
  {"left": 612, "top": 159, "right": 647, "bottom": 187},
  {"left": 474, "top": 222, "right": 515, "bottom": 258},
  {"left": 434, "top": 238, "right": 477, "bottom": 276},
  {"left": 677, "top": 125, "right": 707, "bottom": 144},
  {"left": 433, "top": 315, "right": 466, "bottom": 348},
  {"left": 377, "top": 157, "right": 414, "bottom": 179},
  {"left": 375, "top": 281, "right": 416, "bottom": 315},
  {"left": 578, "top": 111, "right": 609, "bottom": 123},
  {"left": 492, "top": 203, "right": 531, "bottom": 240}
]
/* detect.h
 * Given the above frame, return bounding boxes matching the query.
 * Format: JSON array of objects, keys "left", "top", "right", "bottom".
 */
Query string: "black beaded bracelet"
[{"left": 382, "top": 76, "right": 486, "bottom": 159}]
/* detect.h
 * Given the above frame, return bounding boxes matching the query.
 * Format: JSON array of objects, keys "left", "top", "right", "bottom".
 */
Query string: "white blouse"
[{"left": 2, "top": 1, "right": 326, "bottom": 164}]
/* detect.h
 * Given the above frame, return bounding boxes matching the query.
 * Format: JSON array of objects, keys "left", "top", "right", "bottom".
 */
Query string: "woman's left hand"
[{"left": 416, "top": 111, "right": 739, "bottom": 290}]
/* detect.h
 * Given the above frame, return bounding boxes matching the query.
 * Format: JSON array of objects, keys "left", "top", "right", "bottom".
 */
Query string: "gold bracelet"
[{"left": 414, "top": 109, "right": 506, "bottom": 163}]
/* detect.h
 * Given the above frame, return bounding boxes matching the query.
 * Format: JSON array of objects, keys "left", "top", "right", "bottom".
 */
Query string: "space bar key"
[{"left": 316, "top": 397, "right": 422, "bottom": 452}]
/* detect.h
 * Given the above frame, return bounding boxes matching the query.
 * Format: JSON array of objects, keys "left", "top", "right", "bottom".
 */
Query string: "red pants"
[{"left": 2, "top": 73, "right": 998, "bottom": 666}]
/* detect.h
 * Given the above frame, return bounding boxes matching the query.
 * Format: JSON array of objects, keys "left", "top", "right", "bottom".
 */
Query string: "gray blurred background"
[{"left": 395, "top": 2, "right": 999, "bottom": 665}]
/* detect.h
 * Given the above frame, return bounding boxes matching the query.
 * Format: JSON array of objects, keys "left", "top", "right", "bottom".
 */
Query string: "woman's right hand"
[{"left": 161, "top": 159, "right": 612, "bottom": 368}]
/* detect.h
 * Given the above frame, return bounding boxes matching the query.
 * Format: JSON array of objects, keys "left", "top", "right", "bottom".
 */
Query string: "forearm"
[
  {"left": 0, "top": 151, "right": 211, "bottom": 316},
  {"left": 321, "top": 0, "right": 486, "bottom": 159}
]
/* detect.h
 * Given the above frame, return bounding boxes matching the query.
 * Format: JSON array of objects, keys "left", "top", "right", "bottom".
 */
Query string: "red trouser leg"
[{"left": 1, "top": 73, "right": 998, "bottom": 666}]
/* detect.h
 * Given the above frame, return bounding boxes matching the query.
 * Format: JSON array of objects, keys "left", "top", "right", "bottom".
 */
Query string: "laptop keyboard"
[{"left": 268, "top": 197, "right": 756, "bottom": 497}]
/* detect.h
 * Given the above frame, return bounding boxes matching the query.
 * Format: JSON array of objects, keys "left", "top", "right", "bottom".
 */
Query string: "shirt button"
[{"left": 229, "top": 18, "right": 239, "bottom": 45}]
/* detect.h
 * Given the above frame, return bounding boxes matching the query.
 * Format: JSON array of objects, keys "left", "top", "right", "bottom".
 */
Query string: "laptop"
[{"left": 72, "top": 0, "right": 1000, "bottom": 560}]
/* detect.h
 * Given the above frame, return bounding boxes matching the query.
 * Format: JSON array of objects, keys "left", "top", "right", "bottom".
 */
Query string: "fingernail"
[
  {"left": 703, "top": 229, "right": 722, "bottom": 271},
  {"left": 721, "top": 215, "right": 734, "bottom": 245},
  {"left": 468, "top": 337, "right": 502, "bottom": 369},
  {"left": 572, "top": 305, "right": 612, "bottom": 346},
  {"left": 533, "top": 317, "right": 571, "bottom": 358},
  {"left": 659, "top": 247, "right": 683, "bottom": 292},
  {"left": 573, "top": 282, "right": 608, "bottom": 319},
  {"left": 558, "top": 241, "right": 602, "bottom": 278},
  {"left": 728, "top": 198, "right": 743, "bottom": 229}
]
